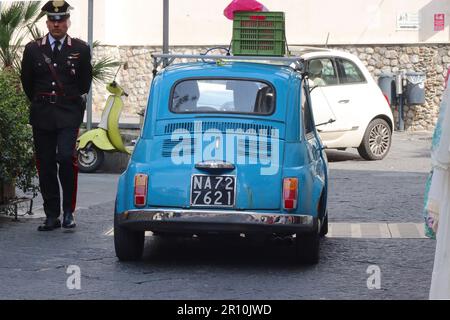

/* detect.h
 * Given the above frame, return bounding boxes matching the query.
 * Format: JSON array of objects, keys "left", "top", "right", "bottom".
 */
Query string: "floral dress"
[
  {"left": 424, "top": 85, "right": 449, "bottom": 239},
  {"left": 427, "top": 83, "right": 450, "bottom": 299}
]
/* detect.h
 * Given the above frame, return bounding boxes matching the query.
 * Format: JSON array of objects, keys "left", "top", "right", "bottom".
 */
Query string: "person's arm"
[
  {"left": 78, "top": 44, "right": 93, "bottom": 95},
  {"left": 20, "top": 44, "right": 34, "bottom": 101}
]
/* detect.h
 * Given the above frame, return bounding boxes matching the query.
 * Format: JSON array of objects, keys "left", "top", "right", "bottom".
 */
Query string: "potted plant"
[
  {"left": 0, "top": 69, "right": 39, "bottom": 205},
  {"left": 0, "top": 2, "right": 42, "bottom": 205}
]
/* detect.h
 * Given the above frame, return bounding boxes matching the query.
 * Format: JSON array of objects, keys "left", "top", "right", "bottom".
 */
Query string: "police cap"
[{"left": 41, "top": 1, "right": 73, "bottom": 21}]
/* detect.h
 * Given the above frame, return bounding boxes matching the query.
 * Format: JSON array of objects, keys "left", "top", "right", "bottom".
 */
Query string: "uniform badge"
[
  {"left": 69, "top": 52, "right": 80, "bottom": 60},
  {"left": 52, "top": 1, "right": 65, "bottom": 11}
]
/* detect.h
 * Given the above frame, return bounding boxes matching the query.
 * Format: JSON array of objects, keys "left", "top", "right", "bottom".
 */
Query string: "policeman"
[{"left": 20, "top": 1, "right": 93, "bottom": 231}]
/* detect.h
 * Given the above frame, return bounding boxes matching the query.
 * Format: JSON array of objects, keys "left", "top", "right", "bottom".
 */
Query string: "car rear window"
[{"left": 170, "top": 79, "right": 275, "bottom": 115}]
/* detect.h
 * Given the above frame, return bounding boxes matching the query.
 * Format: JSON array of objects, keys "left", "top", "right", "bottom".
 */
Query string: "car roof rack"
[
  {"left": 288, "top": 46, "right": 332, "bottom": 55},
  {"left": 151, "top": 53, "right": 305, "bottom": 76}
]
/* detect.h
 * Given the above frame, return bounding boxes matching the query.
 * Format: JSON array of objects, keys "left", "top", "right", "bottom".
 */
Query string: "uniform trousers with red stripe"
[{"left": 33, "top": 127, "right": 79, "bottom": 219}]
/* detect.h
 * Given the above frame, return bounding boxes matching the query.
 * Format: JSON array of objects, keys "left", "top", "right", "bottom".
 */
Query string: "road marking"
[
  {"left": 416, "top": 223, "right": 426, "bottom": 238},
  {"left": 104, "top": 228, "right": 152, "bottom": 237},
  {"left": 351, "top": 224, "right": 362, "bottom": 238},
  {"left": 334, "top": 223, "right": 428, "bottom": 239},
  {"left": 388, "top": 223, "right": 402, "bottom": 238},
  {"left": 327, "top": 223, "right": 333, "bottom": 237},
  {"left": 379, "top": 223, "right": 391, "bottom": 238},
  {"left": 104, "top": 223, "right": 430, "bottom": 239},
  {"left": 328, "top": 223, "right": 351, "bottom": 238}
]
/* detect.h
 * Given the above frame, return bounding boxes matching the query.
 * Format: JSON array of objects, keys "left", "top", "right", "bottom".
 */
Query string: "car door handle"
[{"left": 338, "top": 99, "right": 350, "bottom": 104}]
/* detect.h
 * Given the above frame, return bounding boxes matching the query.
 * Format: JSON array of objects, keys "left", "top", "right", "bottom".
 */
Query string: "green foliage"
[
  {"left": 1, "top": 2, "right": 120, "bottom": 82},
  {"left": 0, "top": 1, "right": 42, "bottom": 71},
  {"left": 0, "top": 70, "right": 39, "bottom": 198}
]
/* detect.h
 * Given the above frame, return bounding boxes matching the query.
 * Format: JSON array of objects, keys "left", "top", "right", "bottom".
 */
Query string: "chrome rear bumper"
[{"left": 116, "top": 209, "right": 316, "bottom": 234}]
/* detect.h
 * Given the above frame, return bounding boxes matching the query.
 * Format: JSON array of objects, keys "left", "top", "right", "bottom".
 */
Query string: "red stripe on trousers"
[
  {"left": 71, "top": 129, "right": 79, "bottom": 213},
  {"left": 35, "top": 155, "right": 41, "bottom": 176}
]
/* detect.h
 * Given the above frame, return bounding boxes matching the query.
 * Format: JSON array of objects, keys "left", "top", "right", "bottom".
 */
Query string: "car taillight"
[
  {"left": 283, "top": 178, "right": 298, "bottom": 210},
  {"left": 134, "top": 174, "right": 148, "bottom": 207}
]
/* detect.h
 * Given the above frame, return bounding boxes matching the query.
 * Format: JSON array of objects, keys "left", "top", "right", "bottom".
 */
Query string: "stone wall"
[
  {"left": 91, "top": 46, "right": 210, "bottom": 120},
  {"left": 92, "top": 44, "right": 450, "bottom": 131},
  {"left": 92, "top": 46, "right": 153, "bottom": 118},
  {"left": 325, "top": 44, "right": 449, "bottom": 132}
]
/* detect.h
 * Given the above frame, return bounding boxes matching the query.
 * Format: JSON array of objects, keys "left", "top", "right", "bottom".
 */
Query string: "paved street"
[{"left": 0, "top": 132, "right": 436, "bottom": 299}]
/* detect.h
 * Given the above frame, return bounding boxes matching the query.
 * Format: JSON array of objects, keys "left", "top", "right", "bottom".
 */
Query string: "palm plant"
[
  {"left": 0, "top": 1, "right": 43, "bottom": 71},
  {"left": 1, "top": 1, "right": 120, "bottom": 82}
]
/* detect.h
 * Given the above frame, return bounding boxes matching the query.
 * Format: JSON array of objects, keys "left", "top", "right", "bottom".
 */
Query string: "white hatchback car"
[{"left": 301, "top": 49, "right": 394, "bottom": 160}]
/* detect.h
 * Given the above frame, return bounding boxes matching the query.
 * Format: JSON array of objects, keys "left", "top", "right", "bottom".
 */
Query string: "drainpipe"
[{"left": 396, "top": 73, "right": 405, "bottom": 132}]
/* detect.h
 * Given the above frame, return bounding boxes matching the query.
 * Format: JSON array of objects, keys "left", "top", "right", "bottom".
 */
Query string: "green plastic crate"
[{"left": 232, "top": 11, "right": 285, "bottom": 56}]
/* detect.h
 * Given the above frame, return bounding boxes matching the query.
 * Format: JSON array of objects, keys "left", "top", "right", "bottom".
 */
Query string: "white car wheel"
[{"left": 358, "top": 119, "right": 392, "bottom": 161}]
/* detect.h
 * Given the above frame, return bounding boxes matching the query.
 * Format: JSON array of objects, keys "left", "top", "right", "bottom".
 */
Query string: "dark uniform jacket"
[{"left": 21, "top": 34, "right": 93, "bottom": 130}]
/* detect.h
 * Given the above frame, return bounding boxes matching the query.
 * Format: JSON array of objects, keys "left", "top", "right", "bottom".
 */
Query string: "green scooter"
[{"left": 77, "top": 75, "right": 132, "bottom": 173}]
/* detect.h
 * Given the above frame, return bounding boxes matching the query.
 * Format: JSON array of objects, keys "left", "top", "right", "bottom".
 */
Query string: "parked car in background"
[
  {"left": 301, "top": 49, "right": 394, "bottom": 160},
  {"left": 114, "top": 54, "right": 329, "bottom": 264}
]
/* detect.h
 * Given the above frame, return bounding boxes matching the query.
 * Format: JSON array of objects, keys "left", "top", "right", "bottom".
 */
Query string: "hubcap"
[
  {"left": 369, "top": 124, "right": 390, "bottom": 156},
  {"left": 78, "top": 149, "right": 97, "bottom": 167}
]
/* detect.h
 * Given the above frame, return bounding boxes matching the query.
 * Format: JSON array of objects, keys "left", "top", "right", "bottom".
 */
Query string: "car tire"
[
  {"left": 357, "top": 118, "right": 392, "bottom": 161},
  {"left": 320, "top": 213, "right": 328, "bottom": 237},
  {"left": 77, "top": 146, "right": 104, "bottom": 173},
  {"left": 114, "top": 214, "right": 145, "bottom": 261},
  {"left": 295, "top": 229, "right": 320, "bottom": 265}
]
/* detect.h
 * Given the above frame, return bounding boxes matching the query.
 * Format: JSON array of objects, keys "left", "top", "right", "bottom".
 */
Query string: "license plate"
[{"left": 191, "top": 175, "right": 236, "bottom": 207}]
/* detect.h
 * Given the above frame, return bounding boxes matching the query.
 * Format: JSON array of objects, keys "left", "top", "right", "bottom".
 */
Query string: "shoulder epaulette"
[{"left": 35, "top": 36, "right": 47, "bottom": 47}]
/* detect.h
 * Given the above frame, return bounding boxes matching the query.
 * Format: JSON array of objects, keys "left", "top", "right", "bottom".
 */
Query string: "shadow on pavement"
[
  {"left": 138, "top": 234, "right": 319, "bottom": 269},
  {"left": 325, "top": 150, "right": 362, "bottom": 162}
]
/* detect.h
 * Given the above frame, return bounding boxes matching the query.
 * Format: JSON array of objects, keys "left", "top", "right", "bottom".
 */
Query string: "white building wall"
[
  {"left": 22, "top": 0, "right": 448, "bottom": 45},
  {"left": 3, "top": 0, "right": 449, "bottom": 45}
]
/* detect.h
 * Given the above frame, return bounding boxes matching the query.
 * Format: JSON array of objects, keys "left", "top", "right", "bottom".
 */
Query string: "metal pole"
[
  {"left": 163, "top": 0, "right": 169, "bottom": 66},
  {"left": 396, "top": 73, "right": 404, "bottom": 131},
  {"left": 87, "top": 0, "right": 94, "bottom": 130}
]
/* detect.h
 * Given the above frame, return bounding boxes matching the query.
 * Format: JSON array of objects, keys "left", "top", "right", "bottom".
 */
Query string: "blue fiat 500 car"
[{"left": 114, "top": 54, "right": 329, "bottom": 264}]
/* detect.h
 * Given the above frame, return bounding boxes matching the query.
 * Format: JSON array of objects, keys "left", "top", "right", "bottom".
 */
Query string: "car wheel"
[
  {"left": 114, "top": 214, "right": 145, "bottom": 261},
  {"left": 77, "top": 146, "right": 104, "bottom": 173},
  {"left": 320, "top": 212, "right": 328, "bottom": 237},
  {"left": 295, "top": 229, "right": 320, "bottom": 265},
  {"left": 357, "top": 118, "right": 392, "bottom": 161}
]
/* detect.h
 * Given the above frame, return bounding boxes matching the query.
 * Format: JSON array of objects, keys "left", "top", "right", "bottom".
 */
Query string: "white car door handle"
[{"left": 338, "top": 99, "right": 350, "bottom": 104}]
